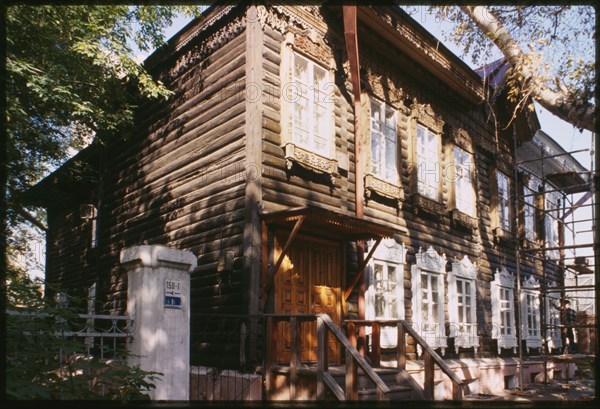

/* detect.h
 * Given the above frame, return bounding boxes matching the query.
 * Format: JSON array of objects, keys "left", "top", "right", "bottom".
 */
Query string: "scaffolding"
[{"left": 512, "top": 128, "right": 597, "bottom": 389}]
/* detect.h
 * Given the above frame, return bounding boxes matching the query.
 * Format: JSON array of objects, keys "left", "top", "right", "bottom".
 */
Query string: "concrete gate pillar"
[{"left": 120, "top": 245, "right": 197, "bottom": 400}]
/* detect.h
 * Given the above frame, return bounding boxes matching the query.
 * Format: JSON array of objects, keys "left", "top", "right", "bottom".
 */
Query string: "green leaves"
[{"left": 6, "top": 270, "right": 162, "bottom": 400}]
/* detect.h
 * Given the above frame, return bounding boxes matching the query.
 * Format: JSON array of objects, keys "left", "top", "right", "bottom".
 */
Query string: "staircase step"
[{"left": 359, "top": 385, "right": 414, "bottom": 401}]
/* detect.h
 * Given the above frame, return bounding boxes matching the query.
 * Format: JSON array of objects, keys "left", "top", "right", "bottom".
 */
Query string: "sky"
[{"left": 22, "top": 6, "right": 596, "bottom": 303}]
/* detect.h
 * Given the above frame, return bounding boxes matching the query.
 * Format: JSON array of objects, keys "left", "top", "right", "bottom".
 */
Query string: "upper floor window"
[
  {"left": 290, "top": 52, "right": 333, "bottom": 157},
  {"left": 524, "top": 185, "right": 536, "bottom": 242},
  {"left": 453, "top": 147, "right": 476, "bottom": 217},
  {"left": 411, "top": 247, "right": 447, "bottom": 355},
  {"left": 545, "top": 191, "right": 560, "bottom": 260},
  {"left": 491, "top": 267, "right": 517, "bottom": 354},
  {"left": 448, "top": 256, "right": 479, "bottom": 353},
  {"left": 366, "top": 239, "right": 406, "bottom": 348},
  {"left": 370, "top": 98, "right": 398, "bottom": 183},
  {"left": 521, "top": 275, "right": 542, "bottom": 352},
  {"left": 497, "top": 171, "right": 511, "bottom": 231},
  {"left": 416, "top": 124, "right": 441, "bottom": 201}
]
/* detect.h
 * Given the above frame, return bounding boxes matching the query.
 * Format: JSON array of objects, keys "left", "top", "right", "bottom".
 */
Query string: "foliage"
[
  {"left": 5, "top": 5, "right": 202, "bottom": 246},
  {"left": 433, "top": 5, "right": 595, "bottom": 130},
  {"left": 6, "top": 269, "right": 161, "bottom": 400}
]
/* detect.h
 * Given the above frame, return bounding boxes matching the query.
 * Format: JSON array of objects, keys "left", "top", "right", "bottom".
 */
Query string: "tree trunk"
[{"left": 461, "top": 5, "right": 595, "bottom": 132}]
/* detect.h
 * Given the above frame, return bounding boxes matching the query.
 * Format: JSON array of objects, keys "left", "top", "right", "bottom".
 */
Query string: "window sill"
[
  {"left": 284, "top": 143, "right": 339, "bottom": 184},
  {"left": 494, "top": 335, "right": 518, "bottom": 354},
  {"left": 494, "top": 226, "right": 514, "bottom": 244},
  {"left": 365, "top": 174, "right": 404, "bottom": 209},
  {"left": 450, "top": 208, "right": 478, "bottom": 231},
  {"left": 412, "top": 193, "right": 445, "bottom": 217}
]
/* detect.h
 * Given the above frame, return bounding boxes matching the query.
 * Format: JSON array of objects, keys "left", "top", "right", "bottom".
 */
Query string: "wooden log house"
[{"left": 25, "top": 5, "right": 587, "bottom": 400}]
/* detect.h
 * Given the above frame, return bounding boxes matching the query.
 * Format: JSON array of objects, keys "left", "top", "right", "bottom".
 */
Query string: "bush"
[{"left": 6, "top": 270, "right": 161, "bottom": 400}]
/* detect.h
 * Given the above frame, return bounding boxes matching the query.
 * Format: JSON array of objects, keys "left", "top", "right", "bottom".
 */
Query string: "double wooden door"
[{"left": 274, "top": 233, "right": 342, "bottom": 364}]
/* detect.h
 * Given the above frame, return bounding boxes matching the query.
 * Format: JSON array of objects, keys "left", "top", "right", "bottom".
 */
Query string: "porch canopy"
[
  {"left": 260, "top": 205, "right": 403, "bottom": 305},
  {"left": 260, "top": 205, "right": 400, "bottom": 242}
]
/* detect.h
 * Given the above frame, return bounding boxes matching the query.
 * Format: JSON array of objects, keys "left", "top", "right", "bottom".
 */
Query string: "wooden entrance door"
[{"left": 274, "top": 233, "right": 342, "bottom": 364}]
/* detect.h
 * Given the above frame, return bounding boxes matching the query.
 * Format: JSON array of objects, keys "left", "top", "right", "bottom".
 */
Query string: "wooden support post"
[
  {"left": 397, "top": 322, "right": 406, "bottom": 371},
  {"left": 289, "top": 317, "right": 298, "bottom": 400},
  {"left": 345, "top": 348, "right": 358, "bottom": 400},
  {"left": 371, "top": 323, "right": 381, "bottom": 367},
  {"left": 424, "top": 350, "right": 434, "bottom": 400},
  {"left": 452, "top": 379, "right": 463, "bottom": 400},
  {"left": 265, "top": 316, "right": 274, "bottom": 396},
  {"left": 347, "top": 322, "right": 357, "bottom": 349},
  {"left": 317, "top": 317, "right": 328, "bottom": 400}
]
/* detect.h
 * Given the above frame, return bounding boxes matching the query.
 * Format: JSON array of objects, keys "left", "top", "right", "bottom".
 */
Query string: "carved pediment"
[
  {"left": 493, "top": 267, "right": 515, "bottom": 288},
  {"left": 522, "top": 274, "right": 540, "bottom": 289},
  {"left": 452, "top": 255, "right": 478, "bottom": 280},
  {"left": 475, "top": 134, "right": 496, "bottom": 156},
  {"left": 450, "top": 127, "right": 474, "bottom": 152},
  {"left": 411, "top": 103, "right": 444, "bottom": 133},
  {"left": 416, "top": 246, "right": 447, "bottom": 273},
  {"left": 369, "top": 238, "right": 407, "bottom": 264}
]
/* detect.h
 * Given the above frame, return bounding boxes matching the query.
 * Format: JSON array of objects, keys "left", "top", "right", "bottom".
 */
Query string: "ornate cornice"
[{"left": 410, "top": 102, "right": 444, "bottom": 134}]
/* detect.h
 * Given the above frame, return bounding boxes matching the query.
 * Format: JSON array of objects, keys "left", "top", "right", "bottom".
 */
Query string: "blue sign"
[{"left": 164, "top": 295, "right": 182, "bottom": 308}]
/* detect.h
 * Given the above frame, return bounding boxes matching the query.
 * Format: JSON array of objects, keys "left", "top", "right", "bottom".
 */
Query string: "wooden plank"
[
  {"left": 323, "top": 372, "right": 345, "bottom": 401},
  {"left": 347, "top": 322, "right": 357, "bottom": 349},
  {"left": 371, "top": 322, "right": 381, "bottom": 367},
  {"left": 289, "top": 316, "right": 298, "bottom": 400},
  {"left": 452, "top": 379, "right": 463, "bottom": 400},
  {"left": 345, "top": 349, "right": 358, "bottom": 400},
  {"left": 316, "top": 316, "right": 327, "bottom": 400},
  {"left": 397, "top": 322, "right": 406, "bottom": 371},
  {"left": 424, "top": 350, "right": 434, "bottom": 400}
]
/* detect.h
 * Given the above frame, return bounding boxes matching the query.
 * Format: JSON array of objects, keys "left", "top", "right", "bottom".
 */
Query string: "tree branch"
[{"left": 460, "top": 5, "right": 595, "bottom": 132}]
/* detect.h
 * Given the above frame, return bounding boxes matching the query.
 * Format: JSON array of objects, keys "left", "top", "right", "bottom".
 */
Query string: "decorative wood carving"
[
  {"left": 449, "top": 127, "right": 474, "bottom": 152},
  {"left": 410, "top": 102, "right": 444, "bottom": 133},
  {"left": 475, "top": 134, "right": 496, "bottom": 156},
  {"left": 412, "top": 194, "right": 446, "bottom": 217},
  {"left": 450, "top": 208, "right": 478, "bottom": 231},
  {"left": 365, "top": 174, "right": 404, "bottom": 209},
  {"left": 284, "top": 143, "right": 339, "bottom": 184},
  {"left": 494, "top": 226, "right": 514, "bottom": 244}
]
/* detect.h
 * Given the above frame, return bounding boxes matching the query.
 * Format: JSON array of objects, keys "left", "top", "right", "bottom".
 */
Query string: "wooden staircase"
[{"left": 264, "top": 314, "right": 465, "bottom": 401}]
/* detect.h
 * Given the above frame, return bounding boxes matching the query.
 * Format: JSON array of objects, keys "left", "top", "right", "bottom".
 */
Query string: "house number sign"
[{"left": 164, "top": 279, "right": 183, "bottom": 309}]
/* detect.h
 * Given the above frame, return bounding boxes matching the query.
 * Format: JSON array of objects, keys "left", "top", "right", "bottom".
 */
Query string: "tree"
[
  {"left": 4, "top": 4, "right": 201, "bottom": 268},
  {"left": 436, "top": 5, "right": 595, "bottom": 132}
]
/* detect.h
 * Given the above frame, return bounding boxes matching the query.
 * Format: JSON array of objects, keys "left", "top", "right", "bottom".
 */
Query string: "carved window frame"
[
  {"left": 280, "top": 34, "right": 338, "bottom": 181},
  {"left": 448, "top": 256, "right": 479, "bottom": 353},
  {"left": 365, "top": 239, "right": 407, "bottom": 348},
  {"left": 364, "top": 96, "right": 404, "bottom": 208},
  {"left": 520, "top": 275, "right": 542, "bottom": 352},
  {"left": 411, "top": 246, "right": 447, "bottom": 355},
  {"left": 491, "top": 267, "right": 517, "bottom": 354}
]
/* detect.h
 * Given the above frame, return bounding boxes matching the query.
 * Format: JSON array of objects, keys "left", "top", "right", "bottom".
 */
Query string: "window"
[
  {"left": 290, "top": 52, "right": 332, "bottom": 157},
  {"left": 416, "top": 124, "right": 441, "bottom": 201},
  {"left": 521, "top": 276, "right": 542, "bottom": 352},
  {"left": 524, "top": 185, "right": 536, "bottom": 242},
  {"left": 453, "top": 147, "right": 476, "bottom": 217},
  {"left": 545, "top": 284, "right": 563, "bottom": 351},
  {"left": 370, "top": 99, "right": 398, "bottom": 183},
  {"left": 491, "top": 267, "right": 517, "bottom": 354},
  {"left": 448, "top": 256, "right": 479, "bottom": 353},
  {"left": 497, "top": 171, "right": 511, "bottom": 231},
  {"left": 545, "top": 191, "right": 560, "bottom": 260},
  {"left": 411, "top": 247, "right": 447, "bottom": 355},
  {"left": 366, "top": 239, "right": 406, "bottom": 348}
]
